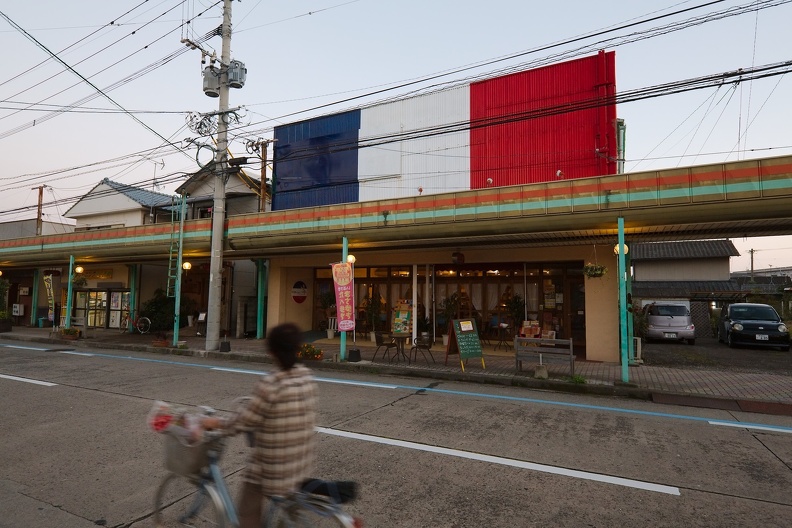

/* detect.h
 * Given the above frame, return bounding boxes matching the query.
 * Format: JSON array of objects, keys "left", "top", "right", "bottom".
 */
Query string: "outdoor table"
[
  {"left": 388, "top": 332, "right": 412, "bottom": 364},
  {"left": 494, "top": 324, "right": 512, "bottom": 351}
]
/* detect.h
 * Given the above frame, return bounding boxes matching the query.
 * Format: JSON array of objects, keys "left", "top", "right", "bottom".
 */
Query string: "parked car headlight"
[
  {"left": 732, "top": 323, "right": 744, "bottom": 331},
  {"left": 779, "top": 324, "right": 788, "bottom": 333}
]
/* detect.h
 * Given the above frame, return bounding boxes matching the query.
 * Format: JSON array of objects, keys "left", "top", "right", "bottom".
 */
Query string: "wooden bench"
[{"left": 514, "top": 336, "right": 575, "bottom": 376}]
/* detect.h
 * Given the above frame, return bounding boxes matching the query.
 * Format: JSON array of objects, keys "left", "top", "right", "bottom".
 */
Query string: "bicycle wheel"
[
  {"left": 137, "top": 316, "right": 151, "bottom": 334},
  {"left": 153, "top": 473, "right": 226, "bottom": 527},
  {"left": 266, "top": 499, "right": 354, "bottom": 528},
  {"left": 119, "top": 315, "right": 129, "bottom": 333}
]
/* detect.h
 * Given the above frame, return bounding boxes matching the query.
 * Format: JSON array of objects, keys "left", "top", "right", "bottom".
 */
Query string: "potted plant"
[
  {"left": 505, "top": 293, "right": 526, "bottom": 335},
  {"left": 59, "top": 326, "right": 80, "bottom": 340},
  {"left": 152, "top": 331, "right": 170, "bottom": 347},
  {"left": 318, "top": 290, "right": 336, "bottom": 318},
  {"left": 363, "top": 292, "right": 383, "bottom": 342},
  {"left": 438, "top": 292, "right": 460, "bottom": 346},
  {"left": 297, "top": 343, "right": 324, "bottom": 361},
  {"left": 583, "top": 263, "right": 607, "bottom": 278}
]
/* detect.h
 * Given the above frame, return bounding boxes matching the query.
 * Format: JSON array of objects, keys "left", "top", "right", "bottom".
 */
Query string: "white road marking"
[
  {"left": 0, "top": 374, "right": 57, "bottom": 387},
  {"left": 212, "top": 367, "right": 267, "bottom": 375},
  {"left": 709, "top": 421, "right": 792, "bottom": 434},
  {"left": 318, "top": 427, "right": 681, "bottom": 496},
  {"left": 61, "top": 351, "right": 94, "bottom": 357},
  {"left": 0, "top": 344, "right": 53, "bottom": 351}
]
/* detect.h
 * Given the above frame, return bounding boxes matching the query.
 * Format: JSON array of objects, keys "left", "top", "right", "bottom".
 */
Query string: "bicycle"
[
  {"left": 151, "top": 404, "right": 361, "bottom": 528},
  {"left": 120, "top": 310, "right": 150, "bottom": 334}
]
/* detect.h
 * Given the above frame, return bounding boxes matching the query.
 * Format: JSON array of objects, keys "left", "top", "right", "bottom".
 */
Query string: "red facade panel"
[{"left": 470, "top": 50, "right": 617, "bottom": 188}]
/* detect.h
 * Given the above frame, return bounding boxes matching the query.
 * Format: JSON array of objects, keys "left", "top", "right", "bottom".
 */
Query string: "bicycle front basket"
[{"left": 163, "top": 427, "right": 223, "bottom": 476}]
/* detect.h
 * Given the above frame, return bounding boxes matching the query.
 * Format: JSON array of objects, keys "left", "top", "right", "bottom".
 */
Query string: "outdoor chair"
[
  {"left": 373, "top": 332, "right": 397, "bottom": 361},
  {"left": 410, "top": 335, "right": 435, "bottom": 364}
]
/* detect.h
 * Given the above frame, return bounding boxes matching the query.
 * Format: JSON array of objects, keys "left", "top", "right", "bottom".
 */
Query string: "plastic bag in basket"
[{"left": 147, "top": 401, "right": 174, "bottom": 433}]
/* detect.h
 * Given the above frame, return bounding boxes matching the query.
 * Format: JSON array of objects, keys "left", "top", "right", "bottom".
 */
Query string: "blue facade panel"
[
  {"left": 272, "top": 183, "right": 359, "bottom": 211},
  {"left": 273, "top": 110, "right": 361, "bottom": 202}
]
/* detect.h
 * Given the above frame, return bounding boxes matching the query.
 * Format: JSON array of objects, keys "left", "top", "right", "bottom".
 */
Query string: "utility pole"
[
  {"left": 31, "top": 184, "right": 47, "bottom": 236},
  {"left": 205, "top": 0, "right": 234, "bottom": 351},
  {"left": 247, "top": 138, "right": 275, "bottom": 212},
  {"left": 749, "top": 248, "right": 756, "bottom": 283}
]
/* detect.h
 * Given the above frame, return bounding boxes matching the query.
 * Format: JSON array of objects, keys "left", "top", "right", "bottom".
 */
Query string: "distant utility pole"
[
  {"left": 205, "top": 0, "right": 234, "bottom": 352},
  {"left": 31, "top": 184, "right": 47, "bottom": 236},
  {"left": 749, "top": 248, "right": 756, "bottom": 283},
  {"left": 247, "top": 138, "right": 275, "bottom": 212}
]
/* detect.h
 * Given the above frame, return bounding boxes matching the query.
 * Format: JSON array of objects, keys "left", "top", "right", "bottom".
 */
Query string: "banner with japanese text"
[
  {"left": 331, "top": 262, "right": 355, "bottom": 332},
  {"left": 43, "top": 274, "right": 54, "bottom": 321}
]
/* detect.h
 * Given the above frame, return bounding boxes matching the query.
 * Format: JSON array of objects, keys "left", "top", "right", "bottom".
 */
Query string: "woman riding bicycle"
[{"left": 202, "top": 322, "right": 318, "bottom": 528}]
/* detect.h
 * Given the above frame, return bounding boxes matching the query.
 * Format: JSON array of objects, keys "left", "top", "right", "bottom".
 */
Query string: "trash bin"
[
  {"left": 39, "top": 318, "right": 47, "bottom": 328},
  {"left": 347, "top": 348, "right": 361, "bottom": 362}
]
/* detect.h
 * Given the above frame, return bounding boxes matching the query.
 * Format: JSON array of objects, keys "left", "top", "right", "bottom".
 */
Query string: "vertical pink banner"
[{"left": 331, "top": 262, "right": 355, "bottom": 332}]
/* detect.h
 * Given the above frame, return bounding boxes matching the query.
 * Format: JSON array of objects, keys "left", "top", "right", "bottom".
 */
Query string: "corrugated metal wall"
[
  {"left": 469, "top": 50, "right": 617, "bottom": 188},
  {"left": 272, "top": 110, "right": 361, "bottom": 209},
  {"left": 358, "top": 86, "right": 470, "bottom": 201},
  {"left": 271, "top": 52, "right": 617, "bottom": 210}
]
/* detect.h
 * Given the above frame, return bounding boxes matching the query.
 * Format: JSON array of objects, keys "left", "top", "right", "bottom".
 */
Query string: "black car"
[{"left": 717, "top": 303, "right": 790, "bottom": 351}]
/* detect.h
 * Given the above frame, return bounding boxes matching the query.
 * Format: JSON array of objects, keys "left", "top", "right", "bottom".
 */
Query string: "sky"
[{"left": 1, "top": 0, "right": 791, "bottom": 271}]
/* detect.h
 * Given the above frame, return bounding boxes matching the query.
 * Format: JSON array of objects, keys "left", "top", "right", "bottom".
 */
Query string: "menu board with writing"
[{"left": 445, "top": 319, "right": 486, "bottom": 372}]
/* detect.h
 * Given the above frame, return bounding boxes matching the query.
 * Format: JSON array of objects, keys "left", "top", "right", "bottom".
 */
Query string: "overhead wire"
[{"left": 3, "top": 0, "right": 790, "bottom": 212}]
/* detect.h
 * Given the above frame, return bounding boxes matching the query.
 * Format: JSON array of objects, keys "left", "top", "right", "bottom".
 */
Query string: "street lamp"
[
  {"left": 182, "top": 262, "right": 192, "bottom": 271},
  {"left": 74, "top": 265, "right": 84, "bottom": 274},
  {"left": 613, "top": 243, "right": 628, "bottom": 255}
]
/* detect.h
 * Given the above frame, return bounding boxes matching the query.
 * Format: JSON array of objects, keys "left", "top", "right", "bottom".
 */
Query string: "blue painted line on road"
[{"left": 11, "top": 347, "right": 790, "bottom": 434}]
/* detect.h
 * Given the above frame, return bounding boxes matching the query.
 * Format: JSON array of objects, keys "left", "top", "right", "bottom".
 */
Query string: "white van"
[{"left": 643, "top": 303, "right": 696, "bottom": 345}]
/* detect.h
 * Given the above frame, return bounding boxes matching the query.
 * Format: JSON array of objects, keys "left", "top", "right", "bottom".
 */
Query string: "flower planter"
[
  {"left": 60, "top": 333, "right": 80, "bottom": 341},
  {"left": 152, "top": 340, "right": 170, "bottom": 348}
]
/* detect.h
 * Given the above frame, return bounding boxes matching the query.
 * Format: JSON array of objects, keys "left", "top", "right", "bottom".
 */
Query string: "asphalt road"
[
  {"left": 641, "top": 337, "right": 792, "bottom": 375},
  {"left": 2, "top": 339, "right": 792, "bottom": 527}
]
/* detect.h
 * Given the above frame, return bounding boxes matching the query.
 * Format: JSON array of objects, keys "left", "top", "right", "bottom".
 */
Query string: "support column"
[
  {"left": 256, "top": 259, "right": 268, "bottom": 339},
  {"left": 65, "top": 256, "right": 75, "bottom": 329},
  {"left": 30, "top": 269, "right": 40, "bottom": 327},
  {"left": 617, "top": 217, "right": 629, "bottom": 383}
]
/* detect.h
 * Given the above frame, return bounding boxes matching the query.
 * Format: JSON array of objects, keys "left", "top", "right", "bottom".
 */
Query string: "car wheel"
[
  {"left": 727, "top": 333, "right": 737, "bottom": 348},
  {"left": 687, "top": 339, "right": 696, "bottom": 345}
]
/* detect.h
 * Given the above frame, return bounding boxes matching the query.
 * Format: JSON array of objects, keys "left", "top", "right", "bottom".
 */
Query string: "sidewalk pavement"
[{"left": 4, "top": 325, "right": 792, "bottom": 417}]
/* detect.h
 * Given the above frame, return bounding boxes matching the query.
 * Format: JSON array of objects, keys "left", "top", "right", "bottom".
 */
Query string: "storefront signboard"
[{"left": 445, "top": 318, "right": 485, "bottom": 372}]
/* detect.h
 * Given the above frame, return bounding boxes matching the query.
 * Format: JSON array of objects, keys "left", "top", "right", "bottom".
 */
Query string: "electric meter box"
[{"left": 12, "top": 304, "right": 24, "bottom": 316}]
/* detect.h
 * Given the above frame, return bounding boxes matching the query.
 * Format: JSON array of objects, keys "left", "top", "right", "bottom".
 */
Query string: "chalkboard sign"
[{"left": 445, "top": 318, "right": 486, "bottom": 372}]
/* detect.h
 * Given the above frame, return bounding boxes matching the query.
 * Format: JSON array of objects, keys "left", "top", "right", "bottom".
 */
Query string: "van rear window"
[{"left": 650, "top": 305, "right": 688, "bottom": 316}]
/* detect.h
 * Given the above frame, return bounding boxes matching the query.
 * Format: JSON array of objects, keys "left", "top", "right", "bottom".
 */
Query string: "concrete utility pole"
[{"left": 205, "top": 0, "right": 234, "bottom": 351}]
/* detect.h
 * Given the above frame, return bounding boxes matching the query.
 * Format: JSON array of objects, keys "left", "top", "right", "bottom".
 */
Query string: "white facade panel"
[{"left": 358, "top": 86, "right": 470, "bottom": 201}]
